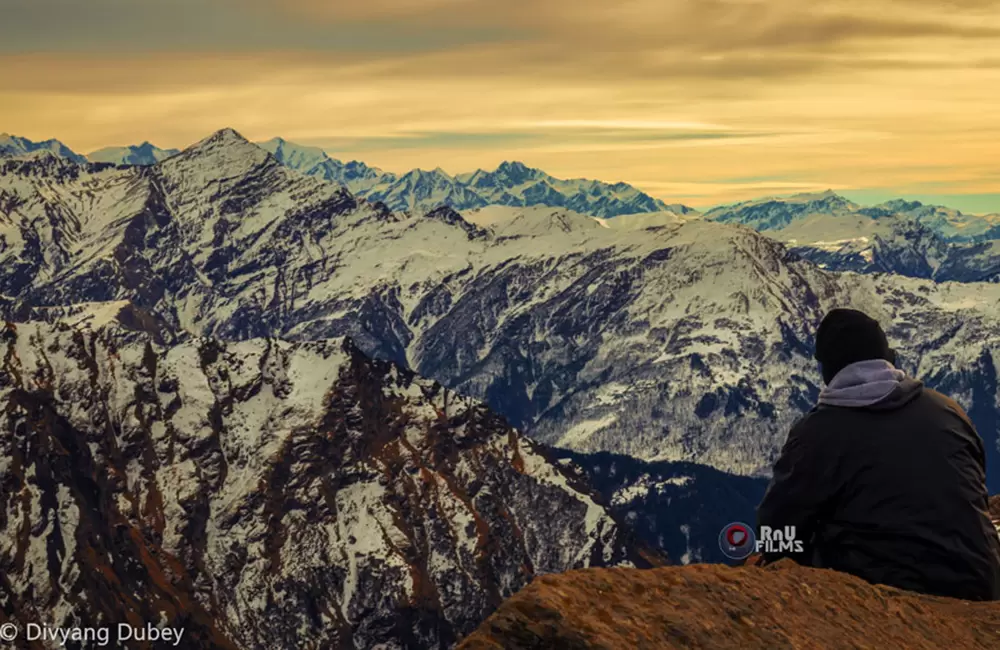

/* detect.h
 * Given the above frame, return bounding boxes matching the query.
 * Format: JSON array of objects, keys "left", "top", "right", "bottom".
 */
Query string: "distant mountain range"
[
  {"left": 88, "top": 141, "right": 181, "bottom": 165},
  {"left": 4, "top": 131, "right": 999, "bottom": 231},
  {"left": 5, "top": 129, "right": 1000, "bottom": 283},
  {"left": 3, "top": 127, "right": 999, "bottom": 484},
  {"left": 0, "top": 132, "right": 88, "bottom": 163},
  {"left": 706, "top": 190, "right": 1000, "bottom": 243},
  {"left": 0, "top": 133, "right": 675, "bottom": 218},
  {"left": 258, "top": 138, "right": 677, "bottom": 218},
  {"left": 704, "top": 190, "right": 1000, "bottom": 281}
]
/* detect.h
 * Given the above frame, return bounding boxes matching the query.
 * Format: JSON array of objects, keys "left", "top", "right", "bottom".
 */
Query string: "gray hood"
[{"left": 819, "top": 359, "right": 922, "bottom": 409}]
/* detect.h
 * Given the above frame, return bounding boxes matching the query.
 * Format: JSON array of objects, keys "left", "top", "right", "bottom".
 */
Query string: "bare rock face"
[
  {"left": 0, "top": 320, "right": 652, "bottom": 649},
  {"left": 459, "top": 561, "right": 1000, "bottom": 650}
]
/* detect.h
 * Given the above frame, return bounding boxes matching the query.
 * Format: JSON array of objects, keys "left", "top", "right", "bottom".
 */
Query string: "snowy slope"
[
  {"left": 0, "top": 319, "right": 648, "bottom": 649},
  {"left": 705, "top": 189, "right": 1000, "bottom": 244},
  {"left": 863, "top": 199, "right": 1000, "bottom": 242},
  {"left": 258, "top": 137, "right": 386, "bottom": 195},
  {"left": 594, "top": 209, "right": 703, "bottom": 231},
  {"left": 706, "top": 190, "right": 860, "bottom": 231},
  {"left": 4, "top": 130, "right": 1000, "bottom": 491},
  {"left": 707, "top": 192, "right": 1000, "bottom": 281}
]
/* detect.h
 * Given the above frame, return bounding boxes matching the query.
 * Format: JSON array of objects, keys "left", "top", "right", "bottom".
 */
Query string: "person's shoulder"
[
  {"left": 921, "top": 387, "right": 966, "bottom": 413},
  {"left": 788, "top": 405, "right": 841, "bottom": 439},
  {"left": 921, "top": 387, "right": 975, "bottom": 428}
]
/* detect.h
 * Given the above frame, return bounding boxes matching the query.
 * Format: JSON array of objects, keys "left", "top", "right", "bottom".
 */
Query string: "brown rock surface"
[{"left": 458, "top": 559, "right": 1000, "bottom": 650}]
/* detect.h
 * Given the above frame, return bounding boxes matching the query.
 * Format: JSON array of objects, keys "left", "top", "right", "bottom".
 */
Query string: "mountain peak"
[
  {"left": 789, "top": 189, "right": 844, "bottom": 202},
  {"left": 180, "top": 128, "right": 261, "bottom": 158},
  {"left": 405, "top": 167, "right": 452, "bottom": 180},
  {"left": 162, "top": 127, "right": 271, "bottom": 182},
  {"left": 0, "top": 133, "right": 87, "bottom": 163},
  {"left": 491, "top": 160, "right": 542, "bottom": 186},
  {"left": 497, "top": 160, "right": 529, "bottom": 172},
  {"left": 86, "top": 141, "right": 180, "bottom": 165},
  {"left": 882, "top": 198, "right": 925, "bottom": 211},
  {"left": 207, "top": 127, "right": 251, "bottom": 145},
  {"left": 496, "top": 159, "right": 533, "bottom": 172}
]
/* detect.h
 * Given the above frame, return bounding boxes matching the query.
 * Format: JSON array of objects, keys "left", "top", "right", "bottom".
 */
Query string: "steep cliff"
[{"left": 0, "top": 319, "right": 653, "bottom": 649}]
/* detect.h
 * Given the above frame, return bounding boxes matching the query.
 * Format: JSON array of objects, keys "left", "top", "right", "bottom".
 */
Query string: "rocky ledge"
[{"left": 458, "top": 560, "right": 1000, "bottom": 649}]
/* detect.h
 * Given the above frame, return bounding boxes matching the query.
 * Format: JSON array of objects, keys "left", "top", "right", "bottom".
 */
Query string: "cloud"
[
  {"left": 0, "top": 0, "right": 999, "bottom": 209},
  {"left": 0, "top": 0, "right": 525, "bottom": 54}
]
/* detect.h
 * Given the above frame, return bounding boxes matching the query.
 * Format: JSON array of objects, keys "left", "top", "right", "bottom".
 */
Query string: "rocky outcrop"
[
  {"left": 459, "top": 560, "right": 1000, "bottom": 650},
  {"left": 0, "top": 320, "right": 654, "bottom": 649}
]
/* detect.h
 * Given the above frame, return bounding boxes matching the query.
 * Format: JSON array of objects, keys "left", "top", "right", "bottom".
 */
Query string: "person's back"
[{"left": 757, "top": 308, "right": 1000, "bottom": 601}]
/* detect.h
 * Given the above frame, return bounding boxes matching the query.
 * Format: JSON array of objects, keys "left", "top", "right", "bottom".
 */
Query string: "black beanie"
[{"left": 814, "top": 309, "right": 895, "bottom": 384}]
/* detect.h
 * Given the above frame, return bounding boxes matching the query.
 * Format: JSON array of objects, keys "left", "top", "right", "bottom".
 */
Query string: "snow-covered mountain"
[
  {"left": 0, "top": 133, "right": 87, "bottom": 163},
  {"left": 0, "top": 318, "right": 650, "bottom": 649},
  {"left": 1, "top": 134, "right": 178, "bottom": 167},
  {"left": 88, "top": 141, "right": 181, "bottom": 165},
  {"left": 260, "top": 138, "right": 676, "bottom": 217},
  {"left": 706, "top": 191, "right": 1000, "bottom": 281},
  {"left": 707, "top": 190, "right": 861, "bottom": 231},
  {"left": 10, "top": 131, "right": 1000, "bottom": 230},
  {"left": 4, "top": 128, "right": 1000, "bottom": 494},
  {"left": 706, "top": 190, "right": 1000, "bottom": 243},
  {"left": 3, "top": 132, "right": 674, "bottom": 218},
  {"left": 862, "top": 199, "right": 1000, "bottom": 242},
  {"left": 258, "top": 137, "right": 385, "bottom": 196}
]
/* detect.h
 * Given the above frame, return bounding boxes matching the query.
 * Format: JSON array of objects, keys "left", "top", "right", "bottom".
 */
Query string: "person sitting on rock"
[{"left": 756, "top": 308, "right": 1000, "bottom": 601}]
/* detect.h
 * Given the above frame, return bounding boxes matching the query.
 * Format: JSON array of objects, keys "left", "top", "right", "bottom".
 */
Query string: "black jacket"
[{"left": 757, "top": 378, "right": 1000, "bottom": 601}]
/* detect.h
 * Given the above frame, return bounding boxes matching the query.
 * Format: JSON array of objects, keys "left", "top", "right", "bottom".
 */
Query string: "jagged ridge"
[{"left": 0, "top": 320, "right": 653, "bottom": 649}]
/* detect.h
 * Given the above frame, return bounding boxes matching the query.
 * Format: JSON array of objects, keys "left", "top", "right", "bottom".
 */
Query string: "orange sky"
[{"left": 2, "top": 0, "right": 1000, "bottom": 209}]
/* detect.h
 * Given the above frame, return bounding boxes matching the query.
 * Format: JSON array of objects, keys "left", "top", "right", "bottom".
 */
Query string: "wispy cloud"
[
  {"left": 0, "top": 0, "right": 526, "bottom": 54},
  {"left": 1, "top": 0, "right": 999, "bottom": 209}
]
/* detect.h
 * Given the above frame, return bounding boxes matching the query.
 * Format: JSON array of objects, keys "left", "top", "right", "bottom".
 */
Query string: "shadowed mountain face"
[
  {"left": 0, "top": 320, "right": 653, "bottom": 649},
  {"left": 552, "top": 450, "right": 768, "bottom": 565},
  {"left": 3, "top": 129, "right": 1000, "bottom": 493}
]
